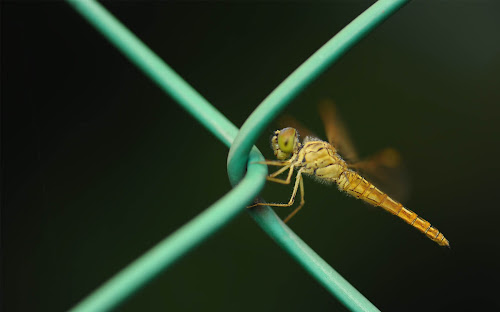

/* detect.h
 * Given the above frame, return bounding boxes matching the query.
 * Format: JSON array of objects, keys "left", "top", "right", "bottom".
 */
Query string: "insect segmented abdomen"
[
  {"left": 338, "top": 171, "right": 449, "bottom": 247},
  {"left": 392, "top": 205, "right": 449, "bottom": 246}
]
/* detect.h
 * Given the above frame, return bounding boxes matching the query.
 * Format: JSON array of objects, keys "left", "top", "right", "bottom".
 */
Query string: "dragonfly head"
[{"left": 271, "top": 127, "right": 301, "bottom": 160}]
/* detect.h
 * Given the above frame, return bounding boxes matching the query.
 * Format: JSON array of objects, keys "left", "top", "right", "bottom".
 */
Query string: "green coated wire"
[
  {"left": 249, "top": 206, "right": 378, "bottom": 312},
  {"left": 67, "top": 1, "right": 267, "bottom": 311},
  {"left": 67, "top": 0, "right": 238, "bottom": 148},
  {"left": 227, "top": 0, "right": 409, "bottom": 311},
  {"left": 66, "top": 0, "right": 409, "bottom": 311},
  {"left": 70, "top": 159, "right": 266, "bottom": 312}
]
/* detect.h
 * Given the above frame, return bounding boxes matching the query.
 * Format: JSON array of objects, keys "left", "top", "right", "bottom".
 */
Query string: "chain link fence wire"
[{"left": 67, "top": 0, "right": 409, "bottom": 311}]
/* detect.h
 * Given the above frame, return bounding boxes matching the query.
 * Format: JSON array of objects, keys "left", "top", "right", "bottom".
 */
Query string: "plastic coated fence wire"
[
  {"left": 66, "top": 0, "right": 408, "bottom": 311},
  {"left": 249, "top": 206, "right": 379, "bottom": 312}
]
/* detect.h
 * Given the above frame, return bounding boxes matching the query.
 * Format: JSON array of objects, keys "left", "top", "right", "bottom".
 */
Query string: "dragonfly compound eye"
[{"left": 277, "top": 127, "right": 297, "bottom": 153}]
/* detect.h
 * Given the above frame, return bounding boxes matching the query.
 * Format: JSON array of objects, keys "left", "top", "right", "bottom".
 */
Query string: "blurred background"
[{"left": 3, "top": 1, "right": 500, "bottom": 311}]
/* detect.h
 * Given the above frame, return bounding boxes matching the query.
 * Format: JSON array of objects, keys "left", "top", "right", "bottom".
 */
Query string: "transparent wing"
[{"left": 318, "top": 99, "right": 359, "bottom": 163}]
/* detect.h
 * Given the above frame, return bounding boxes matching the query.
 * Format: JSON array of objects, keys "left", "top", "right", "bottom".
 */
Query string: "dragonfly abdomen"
[{"left": 338, "top": 171, "right": 449, "bottom": 247}]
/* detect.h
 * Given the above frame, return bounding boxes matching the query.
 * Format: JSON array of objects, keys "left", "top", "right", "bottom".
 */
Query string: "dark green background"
[{"left": 3, "top": 1, "right": 500, "bottom": 311}]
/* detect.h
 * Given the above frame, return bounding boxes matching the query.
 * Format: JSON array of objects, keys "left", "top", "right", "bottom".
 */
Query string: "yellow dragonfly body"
[{"left": 252, "top": 101, "right": 449, "bottom": 247}]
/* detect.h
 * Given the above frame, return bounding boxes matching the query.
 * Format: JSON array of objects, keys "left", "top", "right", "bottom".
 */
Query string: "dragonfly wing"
[
  {"left": 349, "top": 148, "right": 411, "bottom": 203},
  {"left": 318, "top": 99, "right": 359, "bottom": 163}
]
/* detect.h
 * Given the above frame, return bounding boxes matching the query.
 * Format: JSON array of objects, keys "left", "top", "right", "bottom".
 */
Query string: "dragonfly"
[{"left": 251, "top": 100, "right": 449, "bottom": 247}]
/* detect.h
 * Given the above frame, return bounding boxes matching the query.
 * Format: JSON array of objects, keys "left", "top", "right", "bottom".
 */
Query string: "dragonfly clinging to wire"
[{"left": 250, "top": 100, "right": 449, "bottom": 247}]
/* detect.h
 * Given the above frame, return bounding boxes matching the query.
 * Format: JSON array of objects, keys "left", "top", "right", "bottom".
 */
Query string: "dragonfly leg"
[
  {"left": 266, "top": 164, "right": 295, "bottom": 185},
  {"left": 247, "top": 165, "right": 296, "bottom": 209},
  {"left": 254, "top": 160, "right": 291, "bottom": 166},
  {"left": 283, "top": 173, "right": 305, "bottom": 223},
  {"left": 268, "top": 164, "right": 291, "bottom": 178},
  {"left": 247, "top": 168, "right": 303, "bottom": 209}
]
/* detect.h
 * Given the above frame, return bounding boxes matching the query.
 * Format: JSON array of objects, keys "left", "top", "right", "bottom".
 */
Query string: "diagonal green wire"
[
  {"left": 227, "top": 1, "right": 409, "bottom": 311},
  {"left": 67, "top": 0, "right": 238, "bottom": 147},
  {"left": 249, "top": 206, "right": 378, "bottom": 311},
  {"left": 66, "top": 0, "right": 409, "bottom": 311},
  {"left": 69, "top": 166, "right": 265, "bottom": 312}
]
